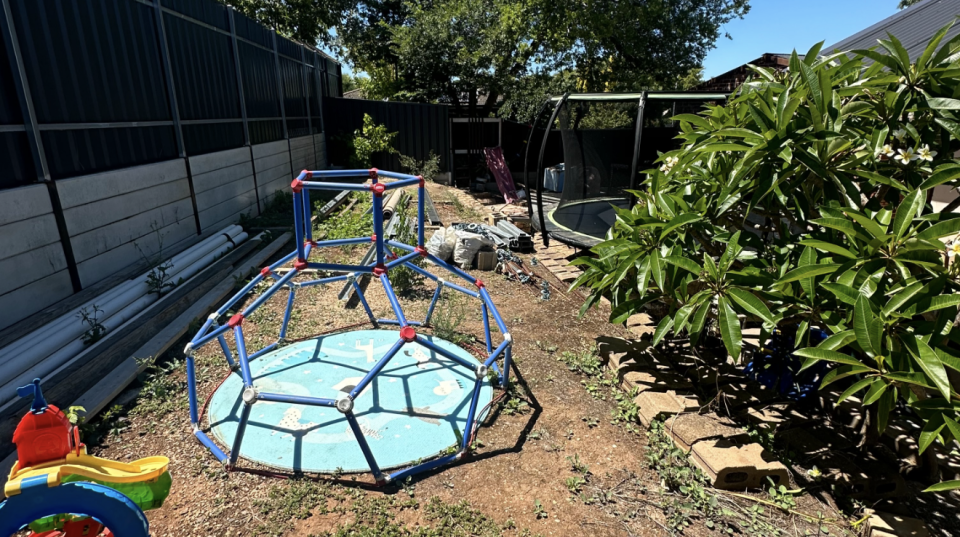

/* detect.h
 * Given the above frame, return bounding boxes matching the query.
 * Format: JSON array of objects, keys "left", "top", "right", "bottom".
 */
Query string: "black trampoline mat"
[{"left": 546, "top": 198, "right": 630, "bottom": 247}]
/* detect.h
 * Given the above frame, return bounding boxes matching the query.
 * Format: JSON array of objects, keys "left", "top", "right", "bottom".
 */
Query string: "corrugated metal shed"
[{"left": 825, "top": 0, "right": 960, "bottom": 60}]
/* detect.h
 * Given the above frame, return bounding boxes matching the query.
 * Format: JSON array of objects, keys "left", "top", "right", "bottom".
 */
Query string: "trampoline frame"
[
  {"left": 522, "top": 91, "right": 728, "bottom": 248},
  {"left": 184, "top": 168, "right": 512, "bottom": 485}
]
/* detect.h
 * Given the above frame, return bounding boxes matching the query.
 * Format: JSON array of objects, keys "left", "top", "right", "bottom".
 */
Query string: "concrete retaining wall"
[
  {"left": 254, "top": 140, "right": 292, "bottom": 212},
  {"left": 191, "top": 147, "right": 258, "bottom": 233},
  {"left": 0, "top": 184, "right": 73, "bottom": 330}
]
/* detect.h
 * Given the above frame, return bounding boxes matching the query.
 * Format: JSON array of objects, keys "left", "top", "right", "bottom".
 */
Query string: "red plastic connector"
[
  {"left": 373, "top": 263, "right": 388, "bottom": 276},
  {"left": 293, "top": 258, "right": 309, "bottom": 271},
  {"left": 368, "top": 167, "right": 379, "bottom": 178},
  {"left": 386, "top": 252, "right": 398, "bottom": 261},
  {"left": 474, "top": 279, "right": 485, "bottom": 289},
  {"left": 227, "top": 313, "right": 244, "bottom": 328},
  {"left": 301, "top": 169, "right": 313, "bottom": 180},
  {"left": 415, "top": 245, "right": 429, "bottom": 257},
  {"left": 371, "top": 234, "right": 377, "bottom": 242},
  {"left": 291, "top": 178, "right": 304, "bottom": 193},
  {"left": 400, "top": 326, "right": 417, "bottom": 342},
  {"left": 370, "top": 182, "right": 386, "bottom": 196},
  {"left": 305, "top": 239, "right": 318, "bottom": 247},
  {"left": 260, "top": 266, "right": 272, "bottom": 277},
  {"left": 417, "top": 175, "right": 425, "bottom": 187}
]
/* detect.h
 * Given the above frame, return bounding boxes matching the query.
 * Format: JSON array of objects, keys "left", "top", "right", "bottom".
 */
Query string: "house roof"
[
  {"left": 824, "top": 0, "right": 960, "bottom": 60},
  {"left": 343, "top": 88, "right": 365, "bottom": 100}
]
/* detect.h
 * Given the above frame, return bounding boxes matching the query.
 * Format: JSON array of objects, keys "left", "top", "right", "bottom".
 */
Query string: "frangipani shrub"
[{"left": 573, "top": 25, "right": 960, "bottom": 490}]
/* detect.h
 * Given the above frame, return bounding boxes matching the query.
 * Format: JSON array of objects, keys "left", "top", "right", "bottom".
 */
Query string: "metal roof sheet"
[{"left": 825, "top": 0, "right": 960, "bottom": 61}]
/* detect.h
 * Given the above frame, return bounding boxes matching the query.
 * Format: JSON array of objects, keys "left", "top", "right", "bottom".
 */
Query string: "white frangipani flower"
[
  {"left": 877, "top": 144, "right": 895, "bottom": 158},
  {"left": 892, "top": 128, "right": 907, "bottom": 142},
  {"left": 894, "top": 147, "right": 918, "bottom": 164},
  {"left": 659, "top": 155, "right": 680, "bottom": 173},
  {"left": 918, "top": 144, "right": 937, "bottom": 162},
  {"left": 948, "top": 241, "right": 960, "bottom": 259}
]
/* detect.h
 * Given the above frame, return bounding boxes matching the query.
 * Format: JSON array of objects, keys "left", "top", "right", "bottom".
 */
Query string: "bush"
[
  {"left": 574, "top": 25, "right": 960, "bottom": 489},
  {"left": 399, "top": 150, "right": 441, "bottom": 182},
  {"left": 343, "top": 113, "right": 397, "bottom": 168}
]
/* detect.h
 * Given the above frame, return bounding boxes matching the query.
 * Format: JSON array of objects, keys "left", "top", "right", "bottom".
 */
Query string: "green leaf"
[
  {"left": 719, "top": 231, "right": 741, "bottom": 273},
  {"left": 904, "top": 294, "right": 960, "bottom": 316},
  {"left": 650, "top": 250, "right": 665, "bottom": 290},
  {"left": 652, "top": 314, "right": 673, "bottom": 347},
  {"left": 882, "top": 281, "right": 924, "bottom": 317},
  {"left": 796, "top": 347, "right": 873, "bottom": 370},
  {"left": 855, "top": 294, "right": 880, "bottom": 356},
  {"left": 726, "top": 288, "right": 776, "bottom": 324},
  {"left": 798, "top": 239, "right": 856, "bottom": 259},
  {"left": 923, "top": 481, "right": 960, "bottom": 493},
  {"left": 694, "top": 143, "right": 751, "bottom": 153},
  {"left": 636, "top": 255, "right": 652, "bottom": 298},
  {"left": 660, "top": 213, "right": 702, "bottom": 241},
  {"left": 918, "top": 166, "right": 960, "bottom": 191},
  {"left": 838, "top": 377, "right": 873, "bottom": 403},
  {"left": 903, "top": 336, "right": 953, "bottom": 401},
  {"left": 821, "top": 283, "right": 860, "bottom": 306},
  {"left": 891, "top": 190, "right": 924, "bottom": 240},
  {"left": 703, "top": 253, "right": 720, "bottom": 283},
  {"left": 819, "top": 329, "right": 856, "bottom": 351},
  {"left": 917, "top": 218, "right": 960, "bottom": 241},
  {"left": 799, "top": 246, "right": 818, "bottom": 303},
  {"left": 878, "top": 388, "right": 894, "bottom": 432},
  {"left": 718, "top": 296, "right": 743, "bottom": 361},
  {"left": 943, "top": 416, "right": 960, "bottom": 443},
  {"left": 812, "top": 218, "right": 873, "bottom": 243},
  {"left": 778, "top": 264, "right": 841, "bottom": 284},
  {"left": 919, "top": 414, "right": 945, "bottom": 454},
  {"left": 862, "top": 378, "right": 888, "bottom": 405},
  {"left": 845, "top": 211, "right": 888, "bottom": 240},
  {"left": 925, "top": 97, "right": 960, "bottom": 110},
  {"left": 663, "top": 256, "right": 703, "bottom": 275},
  {"left": 689, "top": 301, "right": 710, "bottom": 344}
]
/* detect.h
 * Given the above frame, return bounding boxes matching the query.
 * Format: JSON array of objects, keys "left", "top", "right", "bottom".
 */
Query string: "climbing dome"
[{"left": 184, "top": 169, "right": 512, "bottom": 484}]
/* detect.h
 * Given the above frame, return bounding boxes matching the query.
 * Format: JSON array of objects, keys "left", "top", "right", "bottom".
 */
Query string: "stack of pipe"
[{"left": 0, "top": 225, "right": 247, "bottom": 409}]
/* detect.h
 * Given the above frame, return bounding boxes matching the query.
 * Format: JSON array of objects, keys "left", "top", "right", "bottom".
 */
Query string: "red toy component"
[
  {"left": 373, "top": 263, "right": 388, "bottom": 276},
  {"left": 12, "top": 380, "right": 72, "bottom": 471},
  {"left": 399, "top": 326, "right": 416, "bottom": 342},
  {"left": 34, "top": 519, "right": 110, "bottom": 537},
  {"left": 227, "top": 313, "right": 244, "bottom": 328},
  {"left": 370, "top": 183, "right": 386, "bottom": 196}
]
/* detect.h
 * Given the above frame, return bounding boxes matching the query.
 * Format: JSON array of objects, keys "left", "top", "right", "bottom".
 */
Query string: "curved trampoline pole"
[
  {"left": 523, "top": 99, "right": 551, "bottom": 222},
  {"left": 537, "top": 93, "right": 569, "bottom": 247},
  {"left": 629, "top": 92, "right": 648, "bottom": 205}
]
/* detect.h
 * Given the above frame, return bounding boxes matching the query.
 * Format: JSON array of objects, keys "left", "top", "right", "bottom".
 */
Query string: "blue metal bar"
[
  {"left": 307, "top": 262, "right": 374, "bottom": 273},
  {"left": 302, "top": 181, "right": 370, "bottom": 192},
  {"left": 309, "top": 169, "right": 374, "bottom": 178},
  {"left": 192, "top": 323, "right": 232, "bottom": 348},
  {"left": 425, "top": 251, "right": 477, "bottom": 285},
  {"left": 269, "top": 250, "right": 299, "bottom": 272},
  {"left": 279, "top": 288, "right": 296, "bottom": 339},
  {"left": 388, "top": 453, "right": 459, "bottom": 482},
  {"left": 387, "top": 250, "right": 421, "bottom": 269},
  {"left": 229, "top": 402, "right": 252, "bottom": 466},
  {"left": 241, "top": 268, "right": 297, "bottom": 317},
  {"left": 377, "top": 319, "right": 423, "bottom": 326},
  {"left": 195, "top": 430, "right": 229, "bottom": 462},
  {"left": 248, "top": 342, "right": 279, "bottom": 362},
  {"left": 302, "top": 187, "right": 313, "bottom": 241},
  {"left": 292, "top": 190, "right": 306, "bottom": 261},
  {"left": 416, "top": 336, "right": 479, "bottom": 371},
  {"left": 345, "top": 412, "right": 383, "bottom": 479},
  {"left": 216, "top": 272, "right": 266, "bottom": 316},
  {"left": 480, "top": 288, "right": 509, "bottom": 335},
  {"left": 425, "top": 285, "right": 442, "bottom": 325},
  {"left": 372, "top": 191, "right": 385, "bottom": 266},
  {"left": 349, "top": 339, "right": 405, "bottom": 399},
  {"left": 382, "top": 176, "right": 420, "bottom": 189},
  {"left": 443, "top": 279, "right": 481, "bottom": 298},
  {"left": 257, "top": 392, "right": 337, "bottom": 406},
  {"left": 380, "top": 274, "right": 408, "bottom": 327},
  {"left": 502, "top": 345, "right": 513, "bottom": 389},
  {"left": 417, "top": 182, "right": 425, "bottom": 247},
  {"left": 216, "top": 334, "right": 235, "bottom": 367},
  {"left": 196, "top": 317, "right": 215, "bottom": 339},
  {"left": 186, "top": 356, "right": 199, "bottom": 424},
  {"left": 376, "top": 170, "right": 419, "bottom": 181},
  {"left": 353, "top": 281, "right": 376, "bottom": 323},
  {"left": 303, "top": 242, "right": 313, "bottom": 261},
  {"left": 481, "top": 304, "right": 492, "bottom": 354},
  {"left": 310, "top": 237, "right": 373, "bottom": 248},
  {"left": 401, "top": 259, "right": 436, "bottom": 280},
  {"left": 235, "top": 326, "right": 253, "bottom": 387},
  {"left": 462, "top": 379, "right": 484, "bottom": 450},
  {"left": 484, "top": 339, "right": 510, "bottom": 367},
  {"left": 299, "top": 274, "right": 351, "bottom": 287}
]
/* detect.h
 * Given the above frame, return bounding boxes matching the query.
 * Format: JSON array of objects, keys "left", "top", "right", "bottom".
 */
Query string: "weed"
[
  {"left": 567, "top": 454, "right": 590, "bottom": 475},
  {"left": 533, "top": 499, "right": 548, "bottom": 519},
  {"left": 582, "top": 416, "right": 600, "bottom": 428},
  {"left": 254, "top": 478, "right": 335, "bottom": 534},
  {"left": 557, "top": 348, "right": 602, "bottom": 377},
  {"left": 767, "top": 478, "right": 801, "bottom": 511},
  {"left": 611, "top": 387, "right": 641, "bottom": 434},
  {"left": 387, "top": 200, "right": 425, "bottom": 295},
  {"left": 132, "top": 356, "right": 186, "bottom": 418},
  {"left": 134, "top": 222, "right": 176, "bottom": 295},
  {"left": 430, "top": 291, "right": 473, "bottom": 345},
  {"left": 447, "top": 192, "right": 484, "bottom": 222},
  {"left": 315, "top": 193, "right": 372, "bottom": 241},
  {"left": 78, "top": 305, "right": 107, "bottom": 346},
  {"left": 565, "top": 476, "right": 586, "bottom": 493},
  {"left": 399, "top": 150, "right": 441, "bottom": 182}
]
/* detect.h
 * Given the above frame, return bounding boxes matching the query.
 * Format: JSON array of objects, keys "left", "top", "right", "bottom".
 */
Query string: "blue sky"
[{"left": 702, "top": 0, "right": 904, "bottom": 79}]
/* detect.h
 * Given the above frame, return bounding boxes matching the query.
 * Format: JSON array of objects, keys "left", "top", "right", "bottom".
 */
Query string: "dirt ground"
[{"left": 82, "top": 182, "right": 851, "bottom": 536}]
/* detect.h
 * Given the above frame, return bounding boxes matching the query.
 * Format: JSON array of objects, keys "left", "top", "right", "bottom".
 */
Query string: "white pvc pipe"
[{"left": 0, "top": 226, "right": 244, "bottom": 382}]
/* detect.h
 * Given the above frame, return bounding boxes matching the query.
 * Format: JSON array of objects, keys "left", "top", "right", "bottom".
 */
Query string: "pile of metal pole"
[
  {"left": 0, "top": 225, "right": 247, "bottom": 410},
  {"left": 496, "top": 220, "right": 534, "bottom": 251}
]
